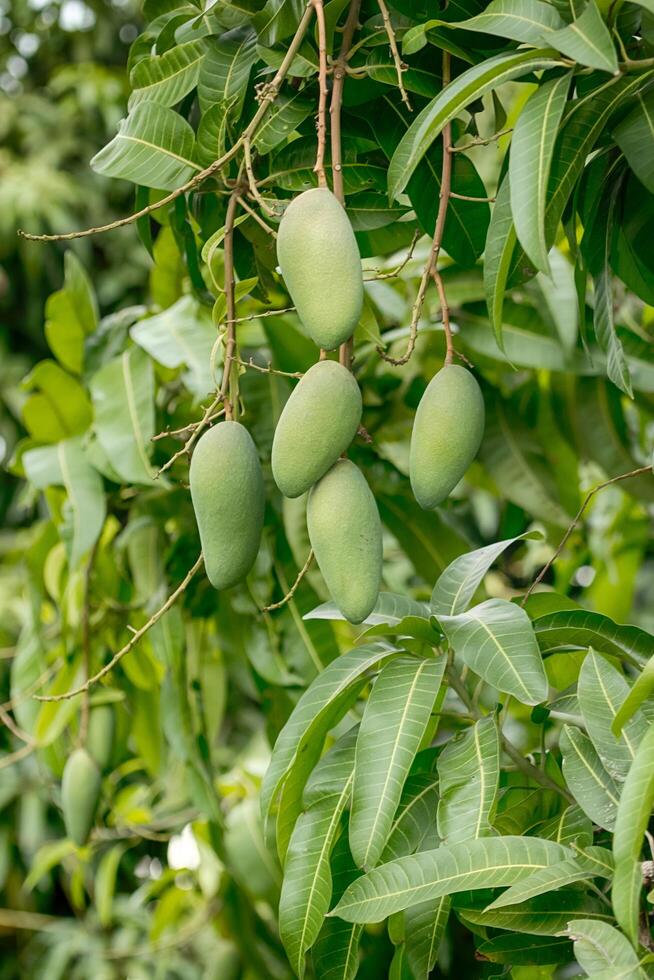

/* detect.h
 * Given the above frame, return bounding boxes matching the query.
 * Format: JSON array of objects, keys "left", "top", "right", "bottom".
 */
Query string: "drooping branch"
[
  {"left": 262, "top": 550, "right": 315, "bottom": 612},
  {"left": 243, "top": 139, "right": 278, "bottom": 218},
  {"left": 18, "top": 2, "right": 315, "bottom": 243},
  {"left": 522, "top": 465, "right": 652, "bottom": 605},
  {"left": 34, "top": 554, "right": 205, "bottom": 703},
  {"left": 223, "top": 190, "right": 240, "bottom": 420},
  {"left": 377, "top": 52, "right": 453, "bottom": 367},
  {"left": 312, "top": 0, "right": 329, "bottom": 187},
  {"left": 376, "top": 0, "right": 411, "bottom": 111}
]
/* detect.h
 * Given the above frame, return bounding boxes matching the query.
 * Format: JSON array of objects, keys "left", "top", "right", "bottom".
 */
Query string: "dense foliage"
[{"left": 2, "top": 0, "right": 654, "bottom": 976}]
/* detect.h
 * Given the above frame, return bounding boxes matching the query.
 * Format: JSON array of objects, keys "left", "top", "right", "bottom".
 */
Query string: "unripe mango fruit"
[
  {"left": 61, "top": 747, "right": 101, "bottom": 846},
  {"left": 272, "top": 360, "right": 362, "bottom": 498},
  {"left": 307, "top": 459, "right": 382, "bottom": 624},
  {"left": 190, "top": 421, "right": 264, "bottom": 590},
  {"left": 410, "top": 365, "right": 485, "bottom": 509},
  {"left": 87, "top": 705, "right": 115, "bottom": 771},
  {"left": 276, "top": 188, "right": 363, "bottom": 350}
]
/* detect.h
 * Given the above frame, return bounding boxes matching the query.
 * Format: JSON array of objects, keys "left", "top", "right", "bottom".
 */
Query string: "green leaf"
[
  {"left": 612, "top": 723, "right": 654, "bottom": 945},
  {"left": 330, "top": 836, "right": 568, "bottom": 923},
  {"left": 577, "top": 651, "right": 648, "bottom": 780},
  {"left": 431, "top": 532, "right": 541, "bottom": 617},
  {"left": 95, "top": 845, "right": 125, "bottom": 927},
  {"left": 350, "top": 657, "right": 445, "bottom": 869},
  {"left": 22, "top": 361, "right": 93, "bottom": 443},
  {"left": 380, "top": 770, "right": 440, "bottom": 863},
  {"left": 484, "top": 173, "right": 519, "bottom": 351},
  {"left": 305, "top": 592, "right": 430, "bottom": 627},
  {"left": 452, "top": 0, "right": 565, "bottom": 43},
  {"left": 197, "top": 27, "right": 257, "bottom": 119},
  {"left": 196, "top": 100, "right": 231, "bottom": 167},
  {"left": 438, "top": 598, "right": 548, "bottom": 706},
  {"left": 613, "top": 90, "right": 654, "bottom": 194},
  {"left": 91, "top": 102, "right": 201, "bottom": 191},
  {"left": 485, "top": 845, "right": 613, "bottom": 910},
  {"left": 254, "top": 92, "right": 315, "bottom": 155},
  {"left": 509, "top": 73, "right": 571, "bottom": 274},
  {"left": 23, "top": 438, "right": 105, "bottom": 567},
  {"left": 44, "top": 252, "right": 98, "bottom": 373},
  {"left": 312, "top": 835, "right": 363, "bottom": 980},
  {"left": 404, "top": 896, "right": 450, "bottom": 980},
  {"left": 90, "top": 346, "right": 157, "bottom": 485},
  {"left": 388, "top": 49, "right": 563, "bottom": 200},
  {"left": 592, "top": 185, "right": 633, "bottom": 397},
  {"left": 261, "top": 643, "right": 400, "bottom": 858},
  {"left": 303, "top": 729, "right": 357, "bottom": 808},
  {"left": 560, "top": 724, "right": 621, "bottom": 831},
  {"left": 614, "top": 654, "right": 654, "bottom": 736},
  {"left": 437, "top": 716, "right": 500, "bottom": 844},
  {"left": 476, "top": 933, "right": 573, "bottom": 965},
  {"left": 565, "top": 918, "right": 647, "bottom": 975},
  {"left": 459, "top": 890, "right": 611, "bottom": 935},
  {"left": 280, "top": 781, "right": 353, "bottom": 977},
  {"left": 130, "top": 295, "right": 217, "bottom": 398},
  {"left": 533, "top": 609, "right": 652, "bottom": 669},
  {"left": 547, "top": 0, "right": 618, "bottom": 73},
  {"left": 129, "top": 40, "right": 206, "bottom": 109}
]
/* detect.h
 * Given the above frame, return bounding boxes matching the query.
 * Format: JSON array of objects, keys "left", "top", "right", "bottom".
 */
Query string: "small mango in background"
[
  {"left": 276, "top": 188, "right": 363, "bottom": 350},
  {"left": 272, "top": 359, "right": 362, "bottom": 498},
  {"left": 190, "top": 421, "right": 265, "bottom": 590},
  {"left": 410, "top": 365, "right": 485, "bottom": 509},
  {"left": 62, "top": 747, "right": 102, "bottom": 846},
  {"left": 307, "top": 459, "right": 382, "bottom": 624}
]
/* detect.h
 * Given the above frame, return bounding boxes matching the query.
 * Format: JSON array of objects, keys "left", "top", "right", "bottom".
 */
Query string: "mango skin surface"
[
  {"left": 276, "top": 188, "right": 363, "bottom": 350},
  {"left": 410, "top": 365, "right": 485, "bottom": 510},
  {"left": 272, "top": 360, "right": 362, "bottom": 498},
  {"left": 190, "top": 421, "right": 265, "bottom": 590},
  {"left": 62, "top": 747, "right": 102, "bottom": 847},
  {"left": 307, "top": 459, "right": 382, "bottom": 624}
]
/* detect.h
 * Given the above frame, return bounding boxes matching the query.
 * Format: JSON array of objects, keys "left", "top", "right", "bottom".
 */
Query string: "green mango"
[
  {"left": 307, "top": 459, "right": 382, "bottom": 624},
  {"left": 86, "top": 705, "right": 115, "bottom": 771},
  {"left": 276, "top": 188, "right": 363, "bottom": 350},
  {"left": 61, "top": 748, "right": 101, "bottom": 847},
  {"left": 410, "top": 365, "right": 485, "bottom": 509},
  {"left": 190, "top": 421, "right": 265, "bottom": 590},
  {"left": 272, "top": 359, "right": 362, "bottom": 498}
]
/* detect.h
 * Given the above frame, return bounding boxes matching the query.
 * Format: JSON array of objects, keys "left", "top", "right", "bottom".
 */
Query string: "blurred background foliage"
[{"left": 1, "top": 0, "right": 653, "bottom": 976}]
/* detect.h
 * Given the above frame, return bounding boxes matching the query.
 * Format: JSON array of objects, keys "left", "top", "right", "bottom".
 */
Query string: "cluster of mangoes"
[{"left": 190, "top": 188, "right": 484, "bottom": 624}]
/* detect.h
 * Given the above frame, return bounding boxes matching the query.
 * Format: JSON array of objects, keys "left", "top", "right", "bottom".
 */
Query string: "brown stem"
[
  {"left": 377, "top": 0, "right": 411, "bottom": 111},
  {"left": 34, "top": 555, "right": 205, "bottom": 703},
  {"left": 237, "top": 356, "right": 303, "bottom": 379},
  {"left": 18, "top": 3, "right": 315, "bottom": 243},
  {"left": 243, "top": 140, "right": 277, "bottom": 218},
  {"left": 449, "top": 191, "right": 495, "bottom": 203},
  {"left": 312, "top": 0, "right": 329, "bottom": 187},
  {"left": 430, "top": 267, "right": 453, "bottom": 366},
  {"left": 377, "top": 52, "right": 453, "bottom": 367},
  {"left": 237, "top": 195, "right": 277, "bottom": 236},
  {"left": 449, "top": 128, "right": 513, "bottom": 152},
  {"left": 223, "top": 191, "right": 240, "bottom": 421},
  {"left": 262, "top": 550, "right": 314, "bottom": 612},
  {"left": 363, "top": 230, "right": 420, "bottom": 281},
  {"left": 522, "top": 465, "right": 652, "bottom": 606}
]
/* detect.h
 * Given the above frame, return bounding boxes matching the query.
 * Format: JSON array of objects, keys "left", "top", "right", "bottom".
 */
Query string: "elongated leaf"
[
  {"left": 510, "top": 73, "right": 571, "bottom": 273},
  {"left": 612, "top": 723, "right": 654, "bottom": 945},
  {"left": 565, "top": 918, "right": 646, "bottom": 975},
  {"left": 280, "top": 779, "right": 353, "bottom": 977},
  {"left": 350, "top": 657, "right": 445, "bottom": 869},
  {"left": 560, "top": 724, "right": 620, "bottom": 831},
  {"left": 438, "top": 598, "right": 548, "bottom": 705},
  {"left": 533, "top": 609, "right": 652, "bottom": 668},
  {"left": 130, "top": 296, "right": 216, "bottom": 398},
  {"left": 196, "top": 101, "right": 231, "bottom": 167},
  {"left": 261, "top": 643, "right": 399, "bottom": 854},
  {"left": 454, "top": 0, "right": 565, "bottom": 42},
  {"left": 23, "top": 438, "right": 105, "bottom": 567},
  {"left": 91, "top": 102, "right": 201, "bottom": 191},
  {"left": 548, "top": 0, "right": 618, "bottom": 73},
  {"left": 614, "top": 90, "right": 654, "bottom": 194},
  {"left": 437, "top": 716, "right": 500, "bottom": 844},
  {"left": 476, "top": 933, "right": 573, "bottom": 965},
  {"left": 305, "top": 593, "right": 430, "bottom": 626},
  {"left": 380, "top": 771, "right": 440, "bottom": 863},
  {"left": 484, "top": 173, "right": 519, "bottom": 350},
  {"left": 312, "top": 834, "right": 363, "bottom": 980},
  {"left": 254, "top": 92, "right": 314, "bottom": 154},
  {"left": 331, "top": 836, "right": 568, "bottom": 923},
  {"left": 44, "top": 251, "right": 98, "bottom": 373},
  {"left": 614, "top": 655, "right": 654, "bottom": 736},
  {"left": 459, "top": 890, "right": 611, "bottom": 935},
  {"left": 404, "top": 896, "right": 450, "bottom": 980},
  {"left": 388, "top": 49, "right": 563, "bottom": 200},
  {"left": 198, "top": 27, "right": 257, "bottom": 119},
  {"left": 129, "top": 40, "right": 206, "bottom": 108},
  {"left": 578, "top": 651, "right": 648, "bottom": 780},
  {"left": 90, "top": 347, "right": 157, "bottom": 485},
  {"left": 303, "top": 729, "right": 357, "bottom": 808},
  {"left": 431, "top": 532, "right": 540, "bottom": 617},
  {"left": 486, "top": 845, "right": 613, "bottom": 910}
]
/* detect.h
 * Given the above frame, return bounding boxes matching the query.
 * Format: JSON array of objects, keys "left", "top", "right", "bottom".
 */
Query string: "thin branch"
[
  {"left": 156, "top": 394, "right": 224, "bottom": 476},
  {"left": 0, "top": 742, "right": 35, "bottom": 771},
  {"left": 0, "top": 660, "right": 62, "bottom": 711},
  {"left": 330, "top": 0, "right": 361, "bottom": 203},
  {"left": 449, "top": 191, "right": 495, "bottom": 203},
  {"left": 237, "top": 356, "right": 303, "bottom": 379},
  {"left": 223, "top": 191, "right": 240, "bottom": 421},
  {"left": 449, "top": 128, "right": 513, "bottom": 152},
  {"left": 242, "top": 140, "right": 278, "bottom": 218},
  {"left": 312, "top": 0, "right": 329, "bottom": 187},
  {"left": 0, "top": 705, "right": 32, "bottom": 745},
  {"left": 377, "top": 0, "right": 411, "bottom": 111},
  {"left": 522, "top": 465, "right": 652, "bottom": 605},
  {"left": 262, "top": 550, "right": 314, "bottom": 612},
  {"left": 237, "top": 195, "right": 278, "bottom": 237},
  {"left": 18, "top": 3, "right": 315, "bottom": 243},
  {"left": 363, "top": 230, "right": 420, "bottom": 281},
  {"left": 430, "top": 267, "right": 453, "bottom": 366},
  {"left": 34, "top": 555, "right": 204, "bottom": 703},
  {"left": 152, "top": 408, "right": 225, "bottom": 443},
  {"left": 378, "top": 51, "right": 452, "bottom": 366}
]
